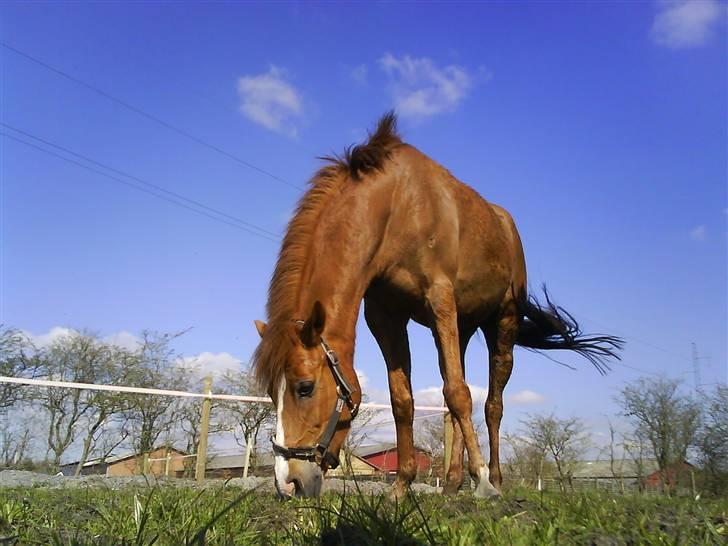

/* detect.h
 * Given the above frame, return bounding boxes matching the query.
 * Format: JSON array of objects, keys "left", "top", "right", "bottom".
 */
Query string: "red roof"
[{"left": 355, "top": 443, "right": 431, "bottom": 473}]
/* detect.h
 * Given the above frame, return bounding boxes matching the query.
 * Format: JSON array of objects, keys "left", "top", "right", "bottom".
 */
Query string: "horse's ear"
[
  {"left": 254, "top": 320, "right": 267, "bottom": 338},
  {"left": 300, "top": 301, "right": 326, "bottom": 347}
]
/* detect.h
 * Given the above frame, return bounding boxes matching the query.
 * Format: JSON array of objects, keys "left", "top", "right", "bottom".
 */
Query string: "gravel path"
[{"left": 0, "top": 470, "right": 442, "bottom": 495}]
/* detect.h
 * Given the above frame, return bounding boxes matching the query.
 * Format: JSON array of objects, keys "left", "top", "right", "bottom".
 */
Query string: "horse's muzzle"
[{"left": 275, "top": 460, "right": 323, "bottom": 499}]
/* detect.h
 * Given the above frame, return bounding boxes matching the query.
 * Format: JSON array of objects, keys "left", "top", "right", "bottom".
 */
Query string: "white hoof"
[
  {"left": 474, "top": 482, "right": 501, "bottom": 498},
  {"left": 473, "top": 465, "right": 501, "bottom": 499}
]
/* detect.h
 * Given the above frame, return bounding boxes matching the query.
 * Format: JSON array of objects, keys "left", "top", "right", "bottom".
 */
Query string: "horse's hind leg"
[
  {"left": 427, "top": 280, "right": 500, "bottom": 498},
  {"left": 483, "top": 297, "right": 518, "bottom": 491},
  {"left": 364, "top": 298, "right": 416, "bottom": 500}
]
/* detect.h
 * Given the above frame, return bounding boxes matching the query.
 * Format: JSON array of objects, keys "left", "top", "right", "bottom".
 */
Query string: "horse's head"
[{"left": 254, "top": 301, "right": 361, "bottom": 498}]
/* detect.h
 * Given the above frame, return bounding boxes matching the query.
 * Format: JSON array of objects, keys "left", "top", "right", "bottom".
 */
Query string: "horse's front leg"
[
  {"left": 364, "top": 299, "right": 416, "bottom": 500},
  {"left": 443, "top": 326, "right": 475, "bottom": 495},
  {"left": 427, "top": 280, "right": 500, "bottom": 498}
]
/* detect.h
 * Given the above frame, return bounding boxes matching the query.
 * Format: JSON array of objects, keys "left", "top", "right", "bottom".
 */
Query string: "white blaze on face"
[{"left": 274, "top": 377, "right": 290, "bottom": 491}]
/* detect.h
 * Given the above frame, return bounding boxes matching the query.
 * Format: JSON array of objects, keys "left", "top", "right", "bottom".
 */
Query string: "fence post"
[
  {"left": 243, "top": 431, "right": 254, "bottom": 478},
  {"left": 195, "top": 375, "right": 213, "bottom": 483},
  {"left": 443, "top": 411, "right": 453, "bottom": 478},
  {"left": 164, "top": 447, "right": 171, "bottom": 477}
]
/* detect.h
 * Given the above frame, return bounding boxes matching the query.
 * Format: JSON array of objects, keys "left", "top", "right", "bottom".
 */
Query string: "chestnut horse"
[{"left": 252, "top": 113, "right": 622, "bottom": 498}]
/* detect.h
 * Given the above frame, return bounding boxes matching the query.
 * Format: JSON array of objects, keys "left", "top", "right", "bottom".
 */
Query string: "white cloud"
[
  {"left": 412, "top": 385, "right": 545, "bottom": 408},
  {"left": 26, "top": 328, "right": 142, "bottom": 351},
  {"left": 690, "top": 224, "right": 707, "bottom": 241},
  {"left": 103, "top": 331, "right": 141, "bottom": 351},
  {"left": 177, "top": 351, "right": 243, "bottom": 378},
  {"left": 237, "top": 66, "right": 303, "bottom": 137},
  {"left": 507, "top": 389, "right": 545, "bottom": 405},
  {"left": 651, "top": 0, "right": 725, "bottom": 49},
  {"left": 25, "top": 326, "right": 77, "bottom": 348},
  {"left": 413, "top": 384, "right": 489, "bottom": 410},
  {"left": 378, "top": 54, "right": 473, "bottom": 121}
]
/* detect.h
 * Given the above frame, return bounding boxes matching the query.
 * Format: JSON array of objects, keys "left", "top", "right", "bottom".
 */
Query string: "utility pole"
[
  {"left": 195, "top": 375, "right": 213, "bottom": 483},
  {"left": 692, "top": 343, "right": 703, "bottom": 396}
]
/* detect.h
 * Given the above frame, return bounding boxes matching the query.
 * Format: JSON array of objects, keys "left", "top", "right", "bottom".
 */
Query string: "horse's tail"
[{"left": 516, "top": 286, "right": 624, "bottom": 374}]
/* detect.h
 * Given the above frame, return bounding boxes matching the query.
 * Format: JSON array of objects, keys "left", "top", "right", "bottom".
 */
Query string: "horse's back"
[{"left": 376, "top": 144, "right": 526, "bottom": 317}]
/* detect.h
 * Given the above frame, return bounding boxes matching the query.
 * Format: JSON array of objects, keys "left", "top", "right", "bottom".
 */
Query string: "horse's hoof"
[
  {"left": 442, "top": 482, "right": 461, "bottom": 496},
  {"left": 473, "top": 484, "right": 501, "bottom": 499},
  {"left": 388, "top": 482, "right": 409, "bottom": 501}
]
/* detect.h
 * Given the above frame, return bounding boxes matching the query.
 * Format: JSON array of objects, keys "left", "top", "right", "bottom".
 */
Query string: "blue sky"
[{"left": 1, "top": 1, "right": 726, "bottom": 448}]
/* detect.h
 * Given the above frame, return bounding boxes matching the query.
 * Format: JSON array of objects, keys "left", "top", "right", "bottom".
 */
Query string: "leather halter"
[{"left": 271, "top": 334, "right": 359, "bottom": 469}]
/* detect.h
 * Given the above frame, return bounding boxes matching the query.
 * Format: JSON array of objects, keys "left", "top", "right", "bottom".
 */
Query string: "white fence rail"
[
  {"left": 1, "top": 375, "right": 448, "bottom": 482},
  {"left": 0, "top": 376, "right": 448, "bottom": 412}
]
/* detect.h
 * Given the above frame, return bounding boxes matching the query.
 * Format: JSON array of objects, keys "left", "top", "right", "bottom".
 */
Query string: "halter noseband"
[{"left": 271, "top": 332, "right": 359, "bottom": 469}]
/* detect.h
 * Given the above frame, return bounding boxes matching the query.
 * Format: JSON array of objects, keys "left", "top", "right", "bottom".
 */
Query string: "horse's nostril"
[
  {"left": 278, "top": 480, "right": 295, "bottom": 498},
  {"left": 292, "top": 479, "right": 304, "bottom": 497}
]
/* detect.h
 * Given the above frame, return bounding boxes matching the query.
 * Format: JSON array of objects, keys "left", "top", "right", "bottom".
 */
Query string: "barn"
[
  {"left": 326, "top": 450, "right": 379, "bottom": 477},
  {"left": 354, "top": 443, "right": 431, "bottom": 475},
  {"left": 59, "top": 447, "right": 187, "bottom": 477}
]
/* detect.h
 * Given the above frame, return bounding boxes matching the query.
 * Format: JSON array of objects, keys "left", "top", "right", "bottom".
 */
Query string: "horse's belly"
[{"left": 454, "top": 263, "right": 511, "bottom": 317}]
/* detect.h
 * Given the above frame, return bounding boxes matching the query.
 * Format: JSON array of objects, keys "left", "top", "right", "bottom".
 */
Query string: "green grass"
[{"left": 0, "top": 483, "right": 726, "bottom": 545}]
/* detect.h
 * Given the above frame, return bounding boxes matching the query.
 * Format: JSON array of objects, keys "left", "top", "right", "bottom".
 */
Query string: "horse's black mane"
[{"left": 323, "top": 111, "right": 402, "bottom": 181}]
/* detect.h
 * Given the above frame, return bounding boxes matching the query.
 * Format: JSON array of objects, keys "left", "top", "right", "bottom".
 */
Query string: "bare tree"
[
  {"left": 697, "top": 385, "right": 728, "bottom": 494},
  {"left": 217, "top": 369, "right": 274, "bottom": 472},
  {"left": 413, "top": 415, "right": 445, "bottom": 466},
  {"left": 0, "top": 326, "right": 34, "bottom": 410},
  {"left": 73, "top": 346, "right": 138, "bottom": 475},
  {"left": 122, "top": 331, "right": 190, "bottom": 455},
  {"left": 605, "top": 420, "right": 626, "bottom": 493},
  {"left": 519, "top": 413, "right": 590, "bottom": 491},
  {"left": 177, "top": 390, "right": 232, "bottom": 475},
  {"left": 502, "top": 431, "right": 549, "bottom": 488},
  {"left": 344, "top": 395, "right": 378, "bottom": 451},
  {"left": 622, "top": 431, "right": 649, "bottom": 493},
  {"left": 617, "top": 377, "right": 700, "bottom": 494},
  {"left": 0, "top": 413, "right": 32, "bottom": 468},
  {"left": 35, "top": 331, "right": 115, "bottom": 468}
]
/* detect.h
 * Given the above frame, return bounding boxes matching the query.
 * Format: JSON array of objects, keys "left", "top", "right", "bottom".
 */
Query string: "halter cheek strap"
[{"left": 270, "top": 334, "right": 359, "bottom": 469}]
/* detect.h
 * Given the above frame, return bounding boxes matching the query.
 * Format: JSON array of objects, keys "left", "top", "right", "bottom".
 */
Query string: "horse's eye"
[{"left": 296, "top": 380, "right": 315, "bottom": 398}]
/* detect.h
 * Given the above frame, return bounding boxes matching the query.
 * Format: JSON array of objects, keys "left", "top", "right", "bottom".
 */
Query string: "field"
[{"left": 1, "top": 478, "right": 726, "bottom": 545}]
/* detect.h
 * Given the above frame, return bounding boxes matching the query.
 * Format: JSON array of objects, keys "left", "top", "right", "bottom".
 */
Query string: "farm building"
[
  {"left": 59, "top": 447, "right": 187, "bottom": 477},
  {"left": 642, "top": 461, "right": 695, "bottom": 490},
  {"left": 526, "top": 459, "right": 695, "bottom": 493},
  {"left": 202, "top": 452, "right": 274, "bottom": 478},
  {"left": 353, "top": 443, "right": 431, "bottom": 475},
  {"left": 326, "top": 450, "right": 379, "bottom": 477},
  {"left": 251, "top": 444, "right": 431, "bottom": 478}
]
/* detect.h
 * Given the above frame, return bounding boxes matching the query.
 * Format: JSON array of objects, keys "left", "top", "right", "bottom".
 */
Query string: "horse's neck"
[{"left": 296, "top": 215, "right": 379, "bottom": 343}]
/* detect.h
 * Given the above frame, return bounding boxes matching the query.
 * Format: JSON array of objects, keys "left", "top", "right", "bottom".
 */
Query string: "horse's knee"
[
  {"left": 443, "top": 382, "right": 472, "bottom": 411},
  {"left": 485, "top": 398, "right": 503, "bottom": 423},
  {"left": 391, "top": 393, "right": 413, "bottom": 423}
]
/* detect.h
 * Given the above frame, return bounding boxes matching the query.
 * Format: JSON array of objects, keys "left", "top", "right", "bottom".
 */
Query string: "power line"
[
  {"left": 1, "top": 132, "right": 281, "bottom": 243},
  {"left": 580, "top": 315, "right": 692, "bottom": 363},
  {"left": 3, "top": 127, "right": 694, "bottom": 379},
  {"left": 1, "top": 41, "right": 698, "bottom": 370},
  {"left": 2, "top": 123, "right": 282, "bottom": 241},
  {"left": 1, "top": 42, "right": 302, "bottom": 192},
  {"left": 613, "top": 361, "right": 663, "bottom": 377}
]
